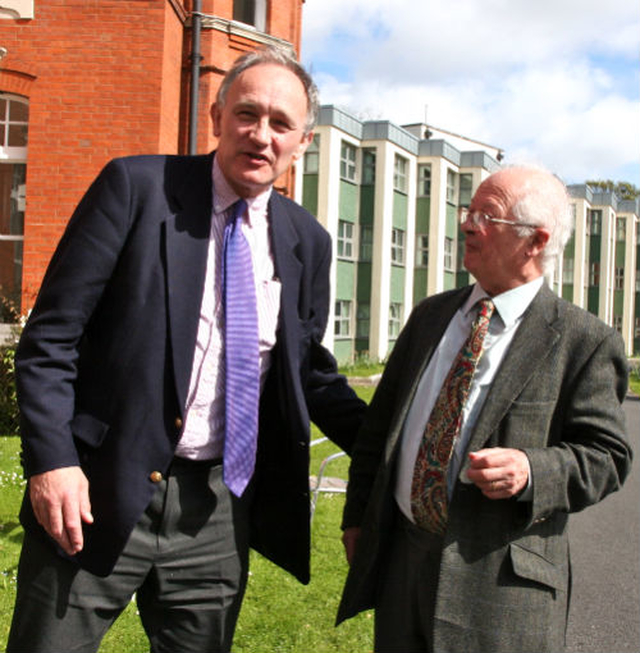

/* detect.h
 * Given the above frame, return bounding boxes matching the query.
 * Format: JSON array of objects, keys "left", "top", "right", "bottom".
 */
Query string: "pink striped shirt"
[{"left": 175, "top": 158, "right": 281, "bottom": 459}]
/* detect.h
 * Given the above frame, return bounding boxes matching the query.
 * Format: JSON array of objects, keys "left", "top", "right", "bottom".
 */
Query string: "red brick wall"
[{"left": 0, "top": 0, "right": 303, "bottom": 311}]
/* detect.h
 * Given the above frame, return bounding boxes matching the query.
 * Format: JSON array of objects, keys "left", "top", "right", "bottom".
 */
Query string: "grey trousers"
[
  {"left": 7, "top": 459, "right": 252, "bottom": 653},
  {"left": 374, "top": 510, "right": 444, "bottom": 653}
]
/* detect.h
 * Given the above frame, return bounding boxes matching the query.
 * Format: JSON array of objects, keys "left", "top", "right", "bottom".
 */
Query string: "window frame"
[
  {"left": 334, "top": 300, "right": 352, "bottom": 338},
  {"left": 362, "top": 148, "right": 376, "bottom": 186},
  {"left": 233, "top": 0, "right": 267, "bottom": 31},
  {"left": 415, "top": 233, "right": 429, "bottom": 268},
  {"left": 391, "top": 228, "right": 405, "bottom": 265},
  {"left": 388, "top": 302, "right": 403, "bottom": 338},
  {"left": 444, "top": 236, "right": 454, "bottom": 271},
  {"left": 360, "top": 224, "right": 373, "bottom": 262},
  {"left": 303, "top": 134, "right": 320, "bottom": 174},
  {"left": 393, "top": 154, "right": 408, "bottom": 193},
  {"left": 417, "top": 164, "right": 431, "bottom": 198},
  {"left": 340, "top": 141, "right": 357, "bottom": 183},
  {"left": 337, "top": 220, "right": 354, "bottom": 260}
]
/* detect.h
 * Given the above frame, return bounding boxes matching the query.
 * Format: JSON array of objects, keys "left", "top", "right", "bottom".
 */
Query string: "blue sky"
[{"left": 301, "top": 0, "right": 640, "bottom": 187}]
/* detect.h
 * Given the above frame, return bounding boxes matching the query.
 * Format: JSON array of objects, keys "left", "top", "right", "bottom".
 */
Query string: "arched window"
[{"left": 0, "top": 93, "right": 28, "bottom": 320}]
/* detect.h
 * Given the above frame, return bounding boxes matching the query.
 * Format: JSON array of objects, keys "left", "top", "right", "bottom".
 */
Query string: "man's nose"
[{"left": 250, "top": 118, "right": 270, "bottom": 145}]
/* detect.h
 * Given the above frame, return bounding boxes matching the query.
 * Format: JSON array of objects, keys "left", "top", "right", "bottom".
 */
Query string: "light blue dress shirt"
[{"left": 394, "top": 277, "right": 545, "bottom": 523}]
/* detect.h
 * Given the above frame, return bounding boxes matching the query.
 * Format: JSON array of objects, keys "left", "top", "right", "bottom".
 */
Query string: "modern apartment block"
[
  {"left": 0, "top": 0, "right": 304, "bottom": 316},
  {"left": 562, "top": 187, "right": 639, "bottom": 356},
  {"left": 298, "top": 105, "right": 639, "bottom": 363}
]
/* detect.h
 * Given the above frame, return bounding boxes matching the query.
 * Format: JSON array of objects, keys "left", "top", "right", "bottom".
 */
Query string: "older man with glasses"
[{"left": 337, "top": 165, "right": 632, "bottom": 653}]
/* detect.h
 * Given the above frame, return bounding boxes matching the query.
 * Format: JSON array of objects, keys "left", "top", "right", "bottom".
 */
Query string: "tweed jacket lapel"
[
  {"left": 164, "top": 153, "right": 214, "bottom": 412},
  {"left": 457, "top": 283, "right": 562, "bottom": 481},
  {"left": 383, "top": 287, "right": 473, "bottom": 463}
]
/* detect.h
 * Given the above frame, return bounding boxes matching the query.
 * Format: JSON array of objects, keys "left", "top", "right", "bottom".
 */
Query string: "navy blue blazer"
[{"left": 16, "top": 153, "right": 366, "bottom": 581}]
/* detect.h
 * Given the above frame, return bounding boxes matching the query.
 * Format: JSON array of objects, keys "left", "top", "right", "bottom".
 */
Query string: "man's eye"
[{"left": 271, "top": 119, "right": 292, "bottom": 132}]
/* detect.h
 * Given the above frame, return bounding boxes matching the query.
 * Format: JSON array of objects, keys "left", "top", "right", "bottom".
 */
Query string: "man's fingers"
[
  {"left": 466, "top": 448, "right": 529, "bottom": 499},
  {"left": 28, "top": 467, "right": 91, "bottom": 555}
]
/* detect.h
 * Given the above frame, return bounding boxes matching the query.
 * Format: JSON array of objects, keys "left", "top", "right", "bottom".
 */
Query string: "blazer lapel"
[
  {"left": 164, "top": 153, "right": 214, "bottom": 412},
  {"left": 458, "top": 284, "right": 562, "bottom": 479},
  {"left": 267, "top": 193, "right": 303, "bottom": 391}
]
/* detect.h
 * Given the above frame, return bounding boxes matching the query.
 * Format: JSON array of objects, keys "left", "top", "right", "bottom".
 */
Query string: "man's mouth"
[{"left": 243, "top": 152, "right": 270, "bottom": 164}]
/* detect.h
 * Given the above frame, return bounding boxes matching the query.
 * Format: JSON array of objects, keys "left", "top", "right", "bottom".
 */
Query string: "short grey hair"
[
  {"left": 508, "top": 165, "right": 574, "bottom": 276},
  {"left": 216, "top": 45, "right": 319, "bottom": 135}
]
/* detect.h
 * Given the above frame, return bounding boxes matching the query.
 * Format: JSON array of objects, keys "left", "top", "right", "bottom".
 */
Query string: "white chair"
[{"left": 309, "top": 437, "right": 347, "bottom": 523}]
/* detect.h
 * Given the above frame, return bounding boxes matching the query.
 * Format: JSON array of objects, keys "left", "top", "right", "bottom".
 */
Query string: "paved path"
[{"left": 565, "top": 394, "right": 640, "bottom": 652}]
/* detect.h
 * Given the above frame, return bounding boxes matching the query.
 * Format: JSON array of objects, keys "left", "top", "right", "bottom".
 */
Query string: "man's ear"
[
  {"left": 291, "top": 130, "right": 314, "bottom": 162},
  {"left": 211, "top": 103, "right": 222, "bottom": 137},
  {"left": 530, "top": 227, "right": 550, "bottom": 257}
]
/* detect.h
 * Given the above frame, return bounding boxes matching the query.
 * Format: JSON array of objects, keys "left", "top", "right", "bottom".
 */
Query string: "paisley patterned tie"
[{"left": 411, "top": 298, "right": 495, "bottom": 534}]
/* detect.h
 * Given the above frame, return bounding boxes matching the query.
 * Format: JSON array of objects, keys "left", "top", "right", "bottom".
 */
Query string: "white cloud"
[{"left": 302, "top": 0, "right": 640, "bottom": 184}]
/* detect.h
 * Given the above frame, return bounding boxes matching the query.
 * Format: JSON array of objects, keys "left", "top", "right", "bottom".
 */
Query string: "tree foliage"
[{"left": 586, "top": 180, "right": 640, "bottom": 200}]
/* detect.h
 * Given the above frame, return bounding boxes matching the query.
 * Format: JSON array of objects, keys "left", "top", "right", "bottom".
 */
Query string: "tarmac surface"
[{"left": 565, "top": 394, "right": 640, "bottom": 653}]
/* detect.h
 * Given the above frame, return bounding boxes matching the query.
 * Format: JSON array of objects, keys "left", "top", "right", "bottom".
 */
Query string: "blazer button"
[
  {"left": 149, "top": 471, "right": 163, "bottom": 483},
  {"left": 175, "top": 417, "right": 183, "bottom": 430}
]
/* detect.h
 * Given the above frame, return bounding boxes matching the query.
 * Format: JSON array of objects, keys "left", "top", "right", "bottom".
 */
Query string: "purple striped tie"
[{"left": 223, "top": 199, "right": 260, "bottom": 497}]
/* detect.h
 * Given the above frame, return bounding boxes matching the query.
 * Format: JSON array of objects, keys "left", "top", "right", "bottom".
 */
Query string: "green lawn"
[{"left": 0, "top": 385, "right": 377, "bottom": 653}]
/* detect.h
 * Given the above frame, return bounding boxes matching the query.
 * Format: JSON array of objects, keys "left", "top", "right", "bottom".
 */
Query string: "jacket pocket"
[
  {"left": 509, "top": 542, "right": 565, "bottom": 590},
  {"left": 70, "top": 413, "right": 110, "bottom": 449}
]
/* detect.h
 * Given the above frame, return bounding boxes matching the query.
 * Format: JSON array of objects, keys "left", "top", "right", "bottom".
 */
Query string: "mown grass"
[{"left": 0, "top": 385, "right": 377, "bottom": 653}]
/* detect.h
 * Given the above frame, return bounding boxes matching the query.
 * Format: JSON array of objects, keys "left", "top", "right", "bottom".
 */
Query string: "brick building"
[{"left": 0, "top": 0, "right": 304, "bottom": 315}]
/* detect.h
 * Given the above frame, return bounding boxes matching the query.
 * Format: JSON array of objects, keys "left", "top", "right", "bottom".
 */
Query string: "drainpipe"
[{"left": 188, "top": 0, "right": 202, "bottom": 155}]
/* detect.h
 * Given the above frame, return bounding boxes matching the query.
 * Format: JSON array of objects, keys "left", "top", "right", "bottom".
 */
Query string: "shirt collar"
[
  {"left": 464, "top": 276, "right": 545, "bottom": 328},
  {"left": 212, "top": 156, "right": 272, "bottom": 225}
]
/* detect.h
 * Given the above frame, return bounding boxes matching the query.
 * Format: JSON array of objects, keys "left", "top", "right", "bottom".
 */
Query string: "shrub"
[{"left": 0, "top": 341, "right": 19, "bottom": 436}]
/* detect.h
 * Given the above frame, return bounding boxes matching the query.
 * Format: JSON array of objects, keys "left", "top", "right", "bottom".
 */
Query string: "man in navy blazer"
[{"left": 8, "top": 46, "right": 365, "bottom": 652}]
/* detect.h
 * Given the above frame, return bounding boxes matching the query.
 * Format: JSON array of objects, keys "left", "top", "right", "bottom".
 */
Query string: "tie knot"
[
  {"left": 229, "top": 199, "right": 247, "bottom": 226},
  {"left": 477, "top": 298, "right": 494, "bottom": 320}
]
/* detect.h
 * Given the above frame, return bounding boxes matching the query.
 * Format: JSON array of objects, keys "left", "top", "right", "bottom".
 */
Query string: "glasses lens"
[{"left": 460, "top": 209, "right": 482, "bottom": 226}]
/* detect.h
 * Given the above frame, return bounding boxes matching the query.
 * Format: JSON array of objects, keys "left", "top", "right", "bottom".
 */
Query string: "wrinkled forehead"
[{"left": 471, "top": 174, "right": 517, "bottom": 215}]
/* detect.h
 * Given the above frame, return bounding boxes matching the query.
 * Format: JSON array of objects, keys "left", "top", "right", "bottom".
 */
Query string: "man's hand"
[
  {"left": 466, "top": 447, "right": 529, "bottom": 499},
  {"left": 29, "top": 466, "right": 93, "bottom": 556},
  {"left": 342, "top": 526, "right": 362, "bottom": 565}
]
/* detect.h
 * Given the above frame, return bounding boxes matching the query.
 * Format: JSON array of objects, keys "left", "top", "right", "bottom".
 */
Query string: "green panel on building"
[
  {"left": 336, "top": 260, "right": 355, "bottom": 298},
  {"left": 357, "top": 262, "right": 372, "bottom": 302},
  {"left": 302, "top": 174, "right": 318, "bottom": 216},
  {"left": 589, "top": 236, "right": 601, "bottom": 260},
  {"left": 390, "top": 266, "right": 405, "bottom": 302},
  {"left": 444, "top": 271, "right": 456, "bottom": 291},
  {"left": 355, "top": 337, "right": 369, "bottom": 355},
  {"left": 562, "top": 284, "right": 573, "bottom": 301},
  {"left": 339, "top": 181, "right": 358, "bottom": 221},
  {"left": 456, "top": 270, "right": 470, "bottom": 289},
  {"left": 613, "top": 291, "right": 624, "bottom": 314},
  {"left": 415, "top": 198, "right": 430, "bottom": 232},
  {"left": 393, "top": 192, "right": 408, "bottom": 229},
  {"left": 587, "top": 287, "right": 599, "bottom": 315},
  {"left": 413, "top": 268, "right": 428, "bottom": 306},
  {"left": 615, "top": 243, "right": 625, "bottom": 266},
  {"left": 334, "top": 340, "right": 354, "bottom": 365},
  {"left": 359, "top": 186, "right": 375, "bottom": 224},
  {"left": 446, "top": 204, "right": 458, "bottom": 238}
]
